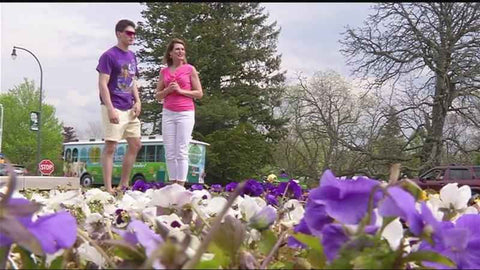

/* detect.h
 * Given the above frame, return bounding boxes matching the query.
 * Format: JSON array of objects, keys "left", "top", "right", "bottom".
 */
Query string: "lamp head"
[{"left": 11, "top": 47, "right": 17, "bottom": 60}]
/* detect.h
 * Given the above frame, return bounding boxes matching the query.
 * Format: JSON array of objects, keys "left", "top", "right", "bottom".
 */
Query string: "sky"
[{"left": 1, "top": 3, "right": 374, "bottom": 138}]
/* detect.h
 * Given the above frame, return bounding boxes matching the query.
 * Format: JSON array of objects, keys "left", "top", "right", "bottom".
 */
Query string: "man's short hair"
[{"left": 115, "top": 19, "right": 135, "bottom": 33}]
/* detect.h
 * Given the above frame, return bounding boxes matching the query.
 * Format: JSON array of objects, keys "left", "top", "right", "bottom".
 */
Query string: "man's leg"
[
  {"left": 102, "top": 141, "right": 117, "bottom": 194},
  {"left": 119, "top": 137, "right": 142, "bottom": 187}
]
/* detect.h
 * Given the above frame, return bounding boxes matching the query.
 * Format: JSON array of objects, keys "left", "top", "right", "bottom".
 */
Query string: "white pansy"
[
  {"left": 45, "top": 190, "right": 84, "bottom": 211},
  {"left": 103, "top": 204, "right": 117, "bottom": 217},
  {"left": 86, "top": 212, "right": 103, "bottom": 224},
  {"left": 439, "top": 183, "right": 471, "bottom": 211},
  {"left": 156, "top": 213, "right": 188, "bottom": 230},
  {"left": 205, "top": 196, "right": 228, "bottom": 216},
  {"left": 149, "top": 184, "right": 193, "bottom": 209},
  {"left": 239, "top": 195, "right": 262, "bottom": 221},
  {"left": 117, "top": 192, "right": 150, "bottom": 213},
  {"left": 280, "top": 199, "right": 304, "bottom": 227},
  {"left": 30, "top": 193, "right": 48, "bottom": 204},
  {"left": 85, "top": 213, "right": 104, "bottom": 234},
  {"left": 77, "top": 242, "right": 105, "bottom": 267},
  {"left": 191, "top": 189, "right": 212, "bottom": 206},
  {"left": 422, "top": 195, "right": 444, "bottom": 221},
  {"left": 381, "top": 217, "right": 404, "bottom": 250},
  {"left": 11, "top": 191, "right": 27, "bottom": 199},
  {"left": 464, "top": 206, "right": 478, "bottom": 214},
  {"left": 85, "top": 188, "right": 114, "bottom": 204},
  {"left": 245, "top": 228, "right": 262, "bottom": 244}
]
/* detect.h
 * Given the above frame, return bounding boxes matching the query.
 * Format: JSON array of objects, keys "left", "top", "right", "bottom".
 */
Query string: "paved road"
[{"left": 0, "top": 176, "right": 80, "bottom": 191}]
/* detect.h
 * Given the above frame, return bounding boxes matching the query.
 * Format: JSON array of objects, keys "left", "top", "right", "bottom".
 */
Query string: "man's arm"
[
  {"left": 99, "top": 73, "right": 119, "bottom": 124},
  {"left": 132, "top": 77, "right": 141, "bottom": 117}
]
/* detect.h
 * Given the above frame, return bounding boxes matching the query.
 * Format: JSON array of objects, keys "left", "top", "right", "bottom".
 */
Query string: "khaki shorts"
[{"left": 101, "top": 105, "right": 141, "bottom": 142}]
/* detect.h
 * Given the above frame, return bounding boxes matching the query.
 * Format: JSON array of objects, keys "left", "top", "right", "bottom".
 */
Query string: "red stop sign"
[{"left": 39, "top": 159, "right": 55, "bottom": 175}]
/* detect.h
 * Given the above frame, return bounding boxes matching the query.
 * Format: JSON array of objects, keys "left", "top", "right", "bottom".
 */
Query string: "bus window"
[
  {"left": 88, "top": 146, "right": 101, "bottom": 163},
  {"left": 79, "top": 147, "right": 88, "bottom": 162},
  {"left": 72, "top": 148, "right": 78, "bottom": 162},
  {"left": 156, "top": 145, "right": 165, "bottom": 162},
  {"left": 137, "top": 145, "right": 146, "bottom": 162},
  {"left": 65, "top": 148, "right": 72, "bottom": 162},
  {"left": 146, "top": 145, "right": 156, "bottom": 162},
  {"left": 115, "top": 145, "right": 126, "bottom": 162}
]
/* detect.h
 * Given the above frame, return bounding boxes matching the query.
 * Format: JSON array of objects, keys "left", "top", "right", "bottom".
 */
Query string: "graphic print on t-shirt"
[{"left": 117, "top": 61, "right": 136, "bottom": 93}]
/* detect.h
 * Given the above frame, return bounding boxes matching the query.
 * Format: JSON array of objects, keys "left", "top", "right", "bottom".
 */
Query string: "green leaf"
[
  {"left": 48, "top": 255, "right": 64, "bottom": 269},
  {"left": 14, "top": 246, "right": 40, "bottom": 269},
  {"left": 258, "top": 230, "right": 277, "bottom": 255},
  {"left": 292, "top": 233, "right": 323, "bottom": 253},
  {"left": 292, "top": 233, "right": 326, "bottom": 268},
  {"left": 194, "top": 258, "right": 221, "bottom": 269},
  {"left": 102, "top": 239, "right": 145, "bottom": 261},
  {"left": 202, "top": 242, "right": 229, "bottom": 269},
  {"left": 403, "top": 251, "right": 455, "bottom": 268}
]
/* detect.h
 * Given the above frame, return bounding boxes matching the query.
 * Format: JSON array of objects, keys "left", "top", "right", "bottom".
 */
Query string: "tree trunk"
[{"left": 420, "top": 73, "right": 450, "bottom": 172}]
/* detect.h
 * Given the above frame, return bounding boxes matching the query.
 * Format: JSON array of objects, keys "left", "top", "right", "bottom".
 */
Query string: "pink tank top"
[{"left": 161, "top": 64, "right": 195, "bottom": 111}]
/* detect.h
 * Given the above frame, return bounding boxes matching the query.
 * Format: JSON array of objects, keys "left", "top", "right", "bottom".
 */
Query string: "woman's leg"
[
  {"left": 175, "top": 110, "right": 195, "bottom": 182},
  {"left": 162, "top": 109, "right": 177, "bottom": 182}
]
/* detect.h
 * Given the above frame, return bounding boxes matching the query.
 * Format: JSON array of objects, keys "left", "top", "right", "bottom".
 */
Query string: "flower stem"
[
  {"left": 182, "top": 181, "right": 246, "bottom": 269},
  {"left": 260, "top": 230, "right": 287, "bottom": 269},
  {"left": 77, "top": 228, "right": 117, "bottom": 269},
  {"left": 191, "top": 204, "right": 212, "bottom": 230}
]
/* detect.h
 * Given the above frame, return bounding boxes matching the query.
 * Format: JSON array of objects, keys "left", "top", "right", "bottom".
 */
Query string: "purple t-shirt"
[{"left": 96, "top": 46, "right": 139, "bottom": 110}]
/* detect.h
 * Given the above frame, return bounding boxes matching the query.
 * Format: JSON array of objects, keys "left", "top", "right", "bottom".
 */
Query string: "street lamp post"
[
  {"left": 0, "top": 104, "right": 3, "bottom": 153},
  {"left": 11, "top": 46, "right": 43, "bottom": 175}
]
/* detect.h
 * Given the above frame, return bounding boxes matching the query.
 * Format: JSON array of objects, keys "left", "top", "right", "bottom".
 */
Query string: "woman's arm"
[
  {"left": 177, "top": 66, "right": 203, "bottom": 99},
  {"left": 154, "top": 72, "right": 173, "bottom": 101}
]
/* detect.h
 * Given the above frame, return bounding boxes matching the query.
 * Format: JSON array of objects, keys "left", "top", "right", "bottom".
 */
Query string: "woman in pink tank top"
[{"left": 154, "top": 38, "right": 203, "bottom": 185}]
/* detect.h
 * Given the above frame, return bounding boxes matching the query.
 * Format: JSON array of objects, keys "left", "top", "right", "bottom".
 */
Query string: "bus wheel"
[
  {"left": 132, "top": 174, "right": 145, "bottom": 183},
  {"left": 80, "top": 174, "right": 93, "bottom": 187}
]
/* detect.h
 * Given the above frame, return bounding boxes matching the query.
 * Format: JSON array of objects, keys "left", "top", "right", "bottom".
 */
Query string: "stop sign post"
[{"left": 38, "top": 159, "right": 55, "bottom": 176}]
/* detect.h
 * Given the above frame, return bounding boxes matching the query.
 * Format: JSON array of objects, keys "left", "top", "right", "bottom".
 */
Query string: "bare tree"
[
  {"left": 83, "top": 121, "right": 104, "bottom": 139},
  {"left": 341, "top": 3, "right": 480, "bottom": 172}
]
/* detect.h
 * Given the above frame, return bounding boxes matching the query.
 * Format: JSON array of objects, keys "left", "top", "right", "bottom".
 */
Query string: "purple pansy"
[
  {"left": 265, "top": 193, "right": 279, "bottom": 206},
  {"left": 226, "top": 182, "right": 238, "bottom": 192},
  {"left": 309, "top": 170, "right": 382, "bottom": 224},
  {"left": 287, "top": 218, "right": 313, "bottom": 249},
  {"left": 262, "top": 182, "right": 277, "bottom": 193},
  {"left": 210, "top": 184, "right": 223, "bottom": 193},
  {"left": 132, "top": 180, "right": 148, "bottom": 192},
  {"left": 113, "top": 219, "right": 163, "bottom": 257},
  {"left": 419, "top": 213, "right": 480, "bottom": 269},
  {"left": 303, "top": 200, "right": 333, "bottom": 236},
  {"left": 0, "top": 198, "right": 77, "bottom": 254},
  {"left": 275, "top": 180, "right": 302, "bottom": 199},
  {"left": 249, "top": 205, "right": 277, "bottom": 230},
  {"left": 378, "top": 186, "right": 423, "bottom": 235},
  {"left": 321, "top": 223, "right": 378, "bottom": 262},
  {"left": 191, "top": 184, "right": 204, "bottom": 191},
  {"left": 242, "top": 179, "right": 264, "bottom": 197}
]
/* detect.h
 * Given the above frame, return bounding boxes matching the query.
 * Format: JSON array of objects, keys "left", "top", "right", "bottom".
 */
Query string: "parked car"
[
  {"left": 410, "top": 164, "right": 480, "bottom": 195},
  {"left": 0, "top": 163, "right": 28, "bottom": 176},
  {"left": 12, "top": 164, "right": 28, "bottom": 176}
]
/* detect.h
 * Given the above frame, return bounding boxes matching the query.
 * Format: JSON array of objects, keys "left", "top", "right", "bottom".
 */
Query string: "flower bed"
[{"left": 1, "top": 170, "right": 480, "bottom": 269}]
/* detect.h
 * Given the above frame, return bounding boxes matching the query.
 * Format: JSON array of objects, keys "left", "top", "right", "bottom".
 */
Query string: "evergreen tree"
[
  {"left": 136, "top": 3, "right": 287, "bottom": 182},
  {"left": 62, "top": 126, "right": 78, "bottom": 143}
]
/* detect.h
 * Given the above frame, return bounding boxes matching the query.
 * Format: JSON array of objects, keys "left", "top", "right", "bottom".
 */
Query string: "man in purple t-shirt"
[{"left": 96, "top": 19, "right": 142, "bottom": 194}]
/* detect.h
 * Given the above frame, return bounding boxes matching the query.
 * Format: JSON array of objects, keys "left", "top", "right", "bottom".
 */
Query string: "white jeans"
[{"left": 161, "top": 108, "right": 195, "bottom": 182}]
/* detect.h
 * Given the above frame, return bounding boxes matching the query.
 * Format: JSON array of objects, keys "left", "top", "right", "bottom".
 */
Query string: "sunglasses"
[{"left": 124, "top": 30, "right": 136, "bottom": 37}]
